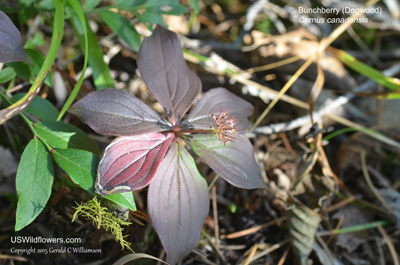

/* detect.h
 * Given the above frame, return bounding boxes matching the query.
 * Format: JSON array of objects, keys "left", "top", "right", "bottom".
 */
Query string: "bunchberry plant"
[{"left": 70, "top": 25, "right": 264, "bottom": 264}]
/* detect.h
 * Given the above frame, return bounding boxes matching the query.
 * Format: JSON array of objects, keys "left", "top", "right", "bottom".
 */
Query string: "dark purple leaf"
[
  {"left": 69, "top": 89, "right": 171, "bottom": 136},
  {"left": 185, "top": 134, "right": 264, "bottom": 189},
  {"left": 184, "top": 87, "right": 253, "bottom": 132},
  {"left": 137, "top": 26, "right": 201, "bottom": 123},
  {"left": 0, "top": 11, "right": 30, "bottom": 63},
  {"left": 95, "top": 132, "right": 175, "bottom": 196},
  {"left": 148, "top": 142, "right": 209, "bottom": 265}
]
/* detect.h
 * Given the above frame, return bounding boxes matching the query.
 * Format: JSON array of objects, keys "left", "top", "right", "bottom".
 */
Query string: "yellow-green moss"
[{"left": 72, "top": 197, "right": 133, "bottom": 252}]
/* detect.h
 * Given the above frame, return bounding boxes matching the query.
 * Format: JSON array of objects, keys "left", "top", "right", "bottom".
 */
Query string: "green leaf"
[
  {"left": 38, "top": 0, "right": 55, "bottom": 10},
  {"left": 134, "top": 12, "right": 166, "bottom": 28},
  {"left": 115, "top": 0, "right": 144, "bottom": 8},
  {"left": 386, "top": 92, "right": 400, "bottom": 99},
  {"left": 15, "top": 138, "right": 54, "bottom": 231},
  {"left": 117, "top": 0, "right": 187, "bottom": 15},
  {"left": 34, "top": 121, "right": 101, "bottom": 155},
  {"left": 11, "top": 93, "right": 58, "bottom": 121},
  {"left": 24, "top": 33, "right": 45, "bottom": 49},
  {"left": 100, "top": 10, "right": 141, "bottom": 51},
  {"left": 116, "top": 0, "right": 187, "bottom": 29},
  {"left": 18, "top": 0, "right": 37, "bottom": 23},
  {"left": 188, "top": 0, "right": 199, "bottom": 28},
  {"left": 141, "top": 0, "right": 187, "bottom": 16},
  {"left": 53, "top": 148, "right": 98, "bottom": 192},
  {"left": 6, "top": 62, "right": 33, "bottom": 82},
  {"left": 0, "top": 67, "right": 16, "bottom": 83},
  {"left": 330, "top": 47, "right": 400, "bottom": 91},
  {"left": 25, "top": 48, "right": 53, "bottom": 87},
  {"left": 104, "top": 192, "right": 136, "bottom": 212},
  {"left": 53, "top": 148, "right": 136, "bottom": 211},
  {"left": 84, "top": 0, "right": 101, "bottom": 11},
  {"left": 189, "top": 0, "right": 199, "bottom": 13},
  {"left": 19, "top": 0, "right": 36, "bottom": 6},
  {"left": 70, "top": 13, "right": 114, "bottom": 90},
  {"left": 331, "top": 220, "right": 388, "bottom": 234}
]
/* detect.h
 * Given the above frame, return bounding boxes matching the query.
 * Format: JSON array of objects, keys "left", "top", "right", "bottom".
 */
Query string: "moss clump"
[{"left": 72, "top": 197, "right": 133, "bottom": 252}]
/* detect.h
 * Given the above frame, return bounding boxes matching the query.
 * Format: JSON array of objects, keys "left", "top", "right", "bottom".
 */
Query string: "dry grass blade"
[
  {"left": 326, "top": 216, "right": 344, "bottom": 246},
  {"left": 130, "top": 210, "right": 150, "bottom": 223},
  {"left": 277, "top": 244, "right": 291, "bottom": 265},
  {"left": 377, "top": 224, "right": 399, "bottom": 265},
  {"left": 224, "top": 216, "right": 286, "bottom": 239},
  {"left": 322, "top": 195, "right": 358, "bottom": 214},
  {"left": 308, "top": 59, "right": 325, "bottom": 123},
  {"left": 0, "top": 254, "right": 29, "bottom": 262},
  {"left": 211, "top": 186, "right": 220, "bottom": 264},
  {"left": 208, "top": 174, "right": 219, "bottom": 191},
  {"left": 360, "top": 150, "right": 393, "bottom": 214},
  {"left": 315, "top": 234, "right": 336, "bottom": 265},
  {"left": 242, "top": 244, "right": 258, "bottom": 265},
  {"left": 112, "top": 253, "right": 170, "bottom": 265},
  {"left": 227, "top": 72, "right": 308, "bottom": 108},
  {"left": 279, "top": 132, "right": 298, "bottom": 159},
  {"left": 202, "top": 230, "right": 228, "bottom": 264},
  {"left": 246, "top": 55, "right": 302, "bottom": 73},
  {"left": 292, "top": 147, "right": 319, "bottom": 190},
  {"left": 247, "top": 239, "right": 290, "bottom": 264}
]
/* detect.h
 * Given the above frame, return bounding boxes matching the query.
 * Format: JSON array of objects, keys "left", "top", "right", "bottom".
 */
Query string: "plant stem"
[
  {"left": 172, "top": 129, "right": 214, "bottom": 139},
  {"left": 57, "top": 0, "right": 88, "bottom": 121},
  {"left": 0, "top": 90, "right": 52, "bottom": 151},
  {"left": 176, "top": 129, "right": 213, "bottom": 134}
]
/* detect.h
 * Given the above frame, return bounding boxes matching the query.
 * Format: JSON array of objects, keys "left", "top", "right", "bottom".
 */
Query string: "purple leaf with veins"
[
  {"left": 69, "top": 25, "right": 263, "bottom": 265},
  {"left": 96, "top": 132, "right": 174, "bottom": 196},
  {"left": 0, "top": 11, "right": 30, "bottom": 63},
  {"left": 148, "top": 142, "right": 209, "bottom": 265},
  {"left": 185, "top": 133, "right": 264, "bottom": 189},
  {"left": 185, "top": 87, "right": 253, "bottom": 132},
  {"left": 137, "top": 25, "right": 201, "bottom": 123},
  {"left": 70, "top": 89, "right": 171, "bottom": 136}
]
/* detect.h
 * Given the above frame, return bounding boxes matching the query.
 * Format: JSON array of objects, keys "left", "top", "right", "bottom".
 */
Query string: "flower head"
[
  {"left": 211, "top": 109, "right": 237, "bottom": 145},
  {"left": 69, "top": 25, "right": 263, "bottom": 265}
]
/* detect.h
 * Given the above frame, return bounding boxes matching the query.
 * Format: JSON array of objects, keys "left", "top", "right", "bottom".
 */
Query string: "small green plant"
[{"left": 72, "top": 197, "right": 133, "bottom": 251}]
